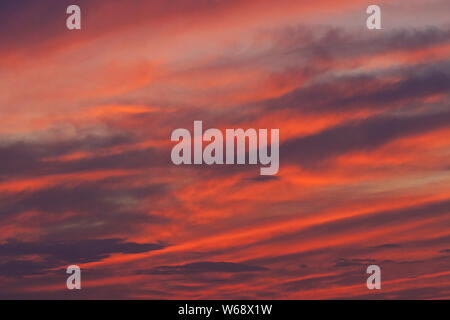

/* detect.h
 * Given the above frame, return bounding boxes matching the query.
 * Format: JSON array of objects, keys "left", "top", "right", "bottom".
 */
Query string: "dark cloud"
[
  {"left": 332, "top": 258, "right": 389, "bottom": 268},
  {"left": 356, "top": 27, "right": 450, "bottom": 54},
  {"left": 138, "top": 261, "right": 268, "bottom": 275},
  {"left": 0, "top": 177, "right": 170, "bottom": 242},
  {"left": 346, "top": 285, "right": 450, "bottom": 300},
  {"left": 0, "top": 132, "right": 145, "bottom": 178},
  {"left": 0, "top": 238, "right": 166, "bottom": 277},
  {"left": 263, "top": 62, "right": 450, "bottom": 114},
  {"left": 0, "top": 260, "right": 51, "bottom": 277},
  {"left": 2, "top": 183, "right": 160, "bottom": 214},
  {"left": 282, "top": 270, "right": 362, "bottom": 292},
  {"left": 52, "top": 146, "right": 169, "bottom": 174},
  {"left": 243, "top": 175, "right": 280, "bottom": 183},
  {"left": 281, "top": 110, "right": 450, "bottom": 167},
  {"left": 243, "top": 199, "right": 450, "bottom": 261},
  {"left": 0, "top": 238, "right": 165, "bottom": 263},
  {"left": 372, "top": 243, "right": 401, "bottom": 249},
  {"left": 287, "top": 26, "right": 450, "bottom": 59},
  {"left": 0, "top": 178, "right": 167, "bottom": 219}
]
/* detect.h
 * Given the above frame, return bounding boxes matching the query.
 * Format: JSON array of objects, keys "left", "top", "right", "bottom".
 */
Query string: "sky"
[{"left": 0, "top": 0, "right": 449, "bottom": 299}]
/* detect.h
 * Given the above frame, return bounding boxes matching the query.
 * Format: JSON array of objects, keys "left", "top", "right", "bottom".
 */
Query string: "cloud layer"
[{"left": 0, "top": 0, "right": 449, "bottom": 299}]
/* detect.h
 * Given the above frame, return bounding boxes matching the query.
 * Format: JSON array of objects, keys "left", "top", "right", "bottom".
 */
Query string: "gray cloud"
[
  {"left": 263, "top": 62, "right": 450, "bottom": 114},
  {"left": 0, "top": 238, "right": 165, "bottom": 263},
  {"left": 0, "top": 140, "right": 168, "bottom": 178},
  {"left": 0, "top": 238, "right": 166, "bottom": 277},
  {"left": 281, "top": 110, "right": 450, "bottom": 167},
  {"left": 138, "top": 261, "right": 268, "bottom": 275}
]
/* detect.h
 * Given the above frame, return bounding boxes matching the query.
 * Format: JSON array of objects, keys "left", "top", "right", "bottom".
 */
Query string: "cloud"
[
  {"left": 0, "top": 176, "right": 170, "bottom": 242},
  {"left": 0, "top": 238, "right": 166, "bottom": 263},
  {"left": 0, "top": 179, "right": 167, "bottom": 218},
  {"left": 271, "top": 26, "right": 450, "bottom": 61},
  {"left": 239, "top": 198, "right": 450, "bottom": 264},
  {"left": 0, "top": 238, "right": 166, "bottom": 277},
  {"left": 280, "top": 110, "right": 450, "bottom": 167},
  {"left": 333, "top": 258, "right": 379, "bottom": 268},
  {"left": 139, "top": 261, "right": 268, "bottom": 275},
  {"left": 282, "top": 270, "right": 361, "bottom": 292},
  {"left": 0, "top": 260, "right": 51, "bottom": 277},
  {"left": 372, "top": 243, "right": 401, "bottom": 249},
  {"left": 0, "top": 131, "right": 139, "bottom": 178},
  {"left": 1, "top": 0, "right": 449, "bottom": 299},
  {"left": 243, "top": 175, "right": 280, "bottom": 183},
  {"left": 263, "top": 61, "right": 450, "bottom": 114}
]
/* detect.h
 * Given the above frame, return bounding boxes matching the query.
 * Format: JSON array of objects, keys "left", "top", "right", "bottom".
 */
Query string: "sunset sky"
[{"left": 0, "top": 0, "right": 449, "bottom": 299}]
